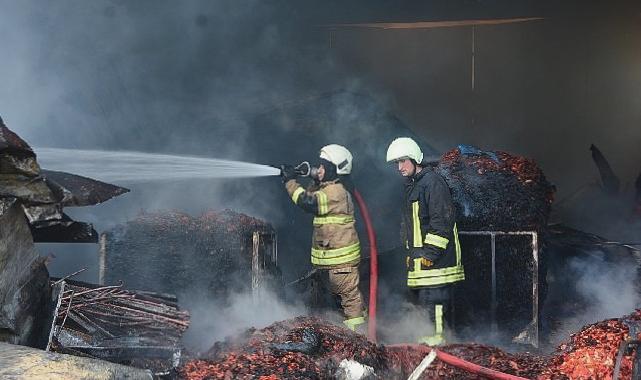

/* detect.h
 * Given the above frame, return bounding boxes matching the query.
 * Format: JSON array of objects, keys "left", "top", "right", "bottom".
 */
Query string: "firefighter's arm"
[
  {"left": 285, "top": 180, "right": 328, "bottom": 215},
  {"left": 423, "top": 176, "right": 455, "bottom": 260}
]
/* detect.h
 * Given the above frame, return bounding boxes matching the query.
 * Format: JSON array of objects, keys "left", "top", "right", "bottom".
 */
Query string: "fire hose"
[
  {"left": 388, "top": 344, "right": 530, "bottom": 380},
  {"left": 352, "top": 189, "right": 378, "bottom": 343}
]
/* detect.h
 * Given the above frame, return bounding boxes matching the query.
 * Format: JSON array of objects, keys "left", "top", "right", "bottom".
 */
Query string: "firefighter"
[
  {"left": 281, "top": 144, "right": 366, "bottom": 332},
  {"left": 386, "top": 137, "right": 464, "bottom": 346}
]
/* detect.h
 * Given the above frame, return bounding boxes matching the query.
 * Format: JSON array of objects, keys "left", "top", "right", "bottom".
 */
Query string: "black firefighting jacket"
[{"left": 403, "top": 167, "right": 464, "bottom": 288}]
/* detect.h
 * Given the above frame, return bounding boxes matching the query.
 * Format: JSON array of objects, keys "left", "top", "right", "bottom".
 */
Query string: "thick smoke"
[
  {"left": 182, "top": 287, "right": 307, "bottom": 352},
  {"left": 546, "top": 253, "right": 641, "bottom": 347},
  {"left": 3, "top": 0, "right": 641, "bottom": 354}
]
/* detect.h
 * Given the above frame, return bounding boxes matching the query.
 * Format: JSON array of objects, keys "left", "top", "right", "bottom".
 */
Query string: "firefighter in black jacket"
[{"left": 386, "top": 137, "right": 465, "bottom": 345}]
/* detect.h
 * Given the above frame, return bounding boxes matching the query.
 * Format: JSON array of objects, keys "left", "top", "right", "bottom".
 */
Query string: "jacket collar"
[{"left": 406, "top": 166, "right": 428, "bottom": 185}]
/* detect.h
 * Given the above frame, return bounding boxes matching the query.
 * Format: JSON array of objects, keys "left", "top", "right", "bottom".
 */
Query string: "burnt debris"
[
  {"left": 47, "top": 279, "right": 189, "bottom": 375},
  {"left": 181, "top": 313, "right": 641, "bottom": 379},
  {"left": 0, "top": 118, "right": 132, "bottom": 366},
  {"left": 0, "top": 118, "right": 130, "bottom": 243}
]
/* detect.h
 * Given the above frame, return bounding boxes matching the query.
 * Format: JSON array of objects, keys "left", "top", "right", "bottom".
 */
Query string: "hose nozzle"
[{"left": 294, "top": 161, "right": 311, "bottom": 176}]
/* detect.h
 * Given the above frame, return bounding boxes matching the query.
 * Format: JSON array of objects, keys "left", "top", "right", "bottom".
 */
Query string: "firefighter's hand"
[
  {"left": 420, "top": 258, "right": 433, "bottom": 268},
  {"left": 406, "top": 256, "right": 433, "bottom": 270},
  {"left": 280, "top": 165, "right": 297, "bottom": 182}
]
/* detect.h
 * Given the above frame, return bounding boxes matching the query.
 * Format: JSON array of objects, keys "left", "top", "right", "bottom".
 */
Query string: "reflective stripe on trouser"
[
  {"left": 311, "top": 242, "right": 360, "bottom": 266},
  {"left": 415, "top": 286, "right": 452, "bottom": 346},
  {"left": 326, "top": 266, "right": 365, "bottom": 321},
  {"left": 418, "top": 304, "right": 445, "bottom": 345},
  {"left": 343, "top": 316, "right": 366, "bottom": 331}
]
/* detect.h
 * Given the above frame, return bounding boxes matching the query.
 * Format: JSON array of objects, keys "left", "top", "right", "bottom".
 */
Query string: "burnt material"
[
  {"left": 30, "top": 217, "right": 98, "bottom": 243},
  {"left": 182, "top": 316, "right": 388, "bottom": 379},
  {"left": 102, "top": 209, "right": 278, "bottom": 299},
  {"left": 540, "top": 310, "right": 641, "bottom": 379},
  {"left": 0, "top": 119, "right": 128, "bottom": 241},
  {"left": 438, "top": 145, "right": 555, "bottom": 231},
  {"left": 47, "top": 279, "right": 189, "bottom": 375},
  {"left": 181, "top": 313, "right": 641, "bottom": 379},
  {"left": 41, "top": 169, "right": 130, "bottom": 207},
  {"left": 181, "top": 316, "right": 549, "bottom": 379},
  {"left": 0, "top": 199, "right": 51, "bottom": 346}
]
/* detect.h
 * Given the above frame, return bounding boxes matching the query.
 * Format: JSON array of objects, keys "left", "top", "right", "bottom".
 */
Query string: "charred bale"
[
  {"left": 103, "top": 209, "right": 279, "bottom": 301},
  {"left": 438, "top": 146, "right": 555, "bottom": 231}
]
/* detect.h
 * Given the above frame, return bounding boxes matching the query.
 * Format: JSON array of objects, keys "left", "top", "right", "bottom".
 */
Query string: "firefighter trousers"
[
  {"left": 319, "top": 265, "right": 366, "bottom": 330},
  {"left": 412, "top": 285, "right": 453, "bottom": 345}
]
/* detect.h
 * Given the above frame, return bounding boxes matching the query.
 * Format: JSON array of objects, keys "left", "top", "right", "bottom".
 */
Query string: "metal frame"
[
  {"left": 458, "top": 230, "right": 539, "bottom": 347},
  {"left": 251, "top": 231, "right": 278, "bottom": 297}
]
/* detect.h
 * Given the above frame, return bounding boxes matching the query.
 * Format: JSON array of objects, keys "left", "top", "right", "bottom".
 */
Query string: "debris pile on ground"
[
  {"left": 103, "top": 209, "right": 278, "bottom": 298},
  {"left": 181, "top": 312, "right": 641, "bottom": 379},
  {"left": 438, "top": 145, "right": 555, "bottom": 231},
  {"left": 539, "top": 310, "right": 641, "bottom": 380},
  {"left": 180, "top": 316, "right": 388, "bottom": 379},
  {"left": 49, "top": 279, "right": 189, "bottom": 374},
  {"left": 180, "top": 316, "right": 551, "bottom": 379}
]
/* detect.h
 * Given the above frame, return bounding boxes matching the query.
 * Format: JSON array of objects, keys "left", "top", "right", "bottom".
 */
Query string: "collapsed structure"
[
  {"left": 0, "top": 117, "right": 192, "bottom": 376},
  {"left": 0, "top": 117, "right": 126, "bottom": 347}
]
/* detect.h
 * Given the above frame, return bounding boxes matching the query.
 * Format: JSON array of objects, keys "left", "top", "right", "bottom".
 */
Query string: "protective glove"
[
  {"left": 280, "top": 164, "right": 297, "bottom": 182},
  {"left": 406, "top": 256, "right": 433, "bottom": 270}
]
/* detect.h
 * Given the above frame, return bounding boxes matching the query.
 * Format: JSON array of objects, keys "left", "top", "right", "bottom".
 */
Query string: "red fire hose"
[
  {"left": 352, "top": 189, "right": 378, "bottom": 343},
  {"left": 388, "top": 344, "right": 530, "bottom": 380}
]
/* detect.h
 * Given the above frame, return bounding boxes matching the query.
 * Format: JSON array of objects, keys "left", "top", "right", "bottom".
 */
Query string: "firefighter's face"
[
  {"left": 317, "top": 164, "right": 325, "bottom": 181},
  {"left": 397, "top": 159, "right": 415, "bottom": 177}
]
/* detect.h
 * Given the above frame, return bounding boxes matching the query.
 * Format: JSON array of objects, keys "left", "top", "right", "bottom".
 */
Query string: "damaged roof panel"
[{"left": 41, "top": 170, "right": 129, "bottom": 207}]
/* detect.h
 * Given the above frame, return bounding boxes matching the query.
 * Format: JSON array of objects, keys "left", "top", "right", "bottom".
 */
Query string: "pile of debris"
[
  {"left": 181, "top": 311, "right": 641, "bottom": 379},
  {"left": 540, "top": 310, "right": 641, "bottom": 379},
  {"left": 102, "top": 209, "right": 278, "bottom": 298},
  {"left": 179, "top": 316, "right": 547, "bottom": 379},
  {"left": 438, "top": 145, "right": 555, "bottom": 231},
  {"left": 180, "top": 316, "right": 389, "bottom": 379},
  {"left": 48, "top": 279, "right": 189, "bottom": 375}
]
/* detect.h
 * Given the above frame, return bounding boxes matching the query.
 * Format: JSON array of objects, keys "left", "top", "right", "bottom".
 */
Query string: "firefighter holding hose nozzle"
[
  {"left": 386, "top": 137, "right": 465, "bottom": 346},
  {"left": 280, "top": 144, "right": 367, "bottom": 332}
]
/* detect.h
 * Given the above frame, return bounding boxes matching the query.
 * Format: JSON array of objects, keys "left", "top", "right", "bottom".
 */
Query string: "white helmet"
[
  {"left": 386, "top": 137, "right": 424, "bottom": 163},
  {"left": 320, "top": 144, "right": 353, "bottom": 175}
]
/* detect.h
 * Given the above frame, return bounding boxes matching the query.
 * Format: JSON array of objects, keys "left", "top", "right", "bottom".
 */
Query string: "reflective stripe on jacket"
[
  {"left": 403, "top": 168, "right": 464, "bottom": 288},
  {"left": 286, "top": 179, "right": 360, "bottom": 268}
]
